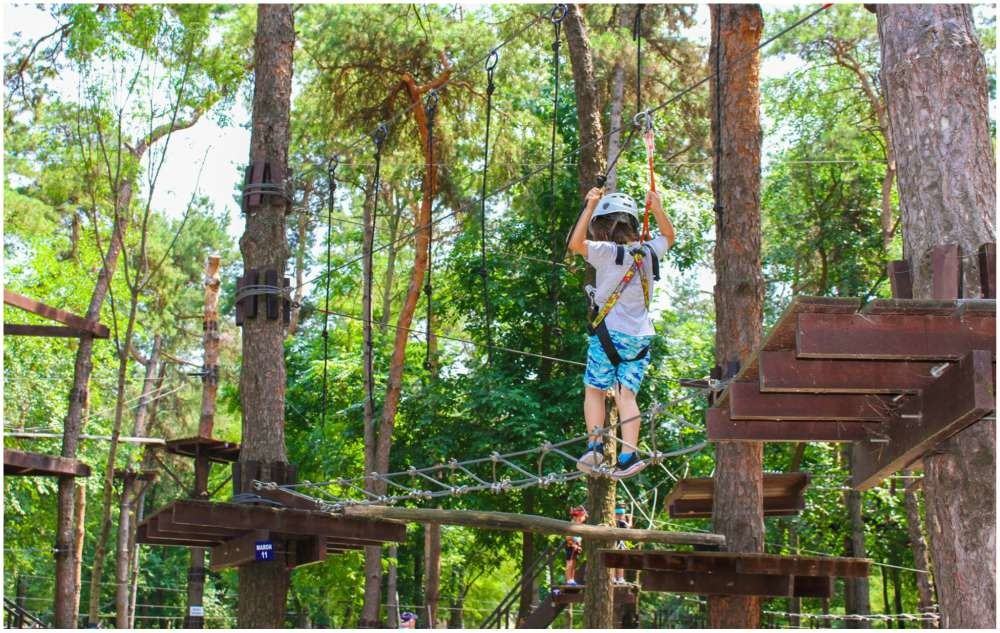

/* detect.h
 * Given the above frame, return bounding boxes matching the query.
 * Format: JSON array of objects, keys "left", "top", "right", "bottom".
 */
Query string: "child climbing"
[
  {"left": 613, "top": 504, "right": 633, "bottom": 584},
  {"left": 568, "top": 186, "right": 676, "bottom": 479},
  {"left": 564, "top": 505, "right": 588, "bottom": 584}
]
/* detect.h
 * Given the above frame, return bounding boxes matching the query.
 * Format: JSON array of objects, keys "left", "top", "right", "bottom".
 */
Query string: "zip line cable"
[
  {"left": 365, "top": 125, "right": 388, "bottom": 429},
  {"left": 424, "top": 90, "right": 440, "bottom": 370},
  {"left": 320, "top": 157, "right": 338, "bottom": 435},
  {"left": 479, "top": 49, "right": 499, "bottom": 362},
  {"left": 294, "top": 3, "right": 832, "bottom": 294}
]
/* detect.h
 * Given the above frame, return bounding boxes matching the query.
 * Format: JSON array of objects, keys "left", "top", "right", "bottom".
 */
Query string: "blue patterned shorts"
[{"left": 584, "top": 330, "right": 653, "bottom": 394}]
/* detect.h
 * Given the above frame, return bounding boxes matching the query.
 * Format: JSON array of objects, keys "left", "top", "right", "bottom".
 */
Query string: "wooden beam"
[
  {"left": 3, "top": 324, "right": 88, "bottom": 338},
  {"left": 640, "top": 569, "right": 832, "bottom": 598},
  {"left": 287, "top": 536, "right": 328, "bottom": 569},
  {"left": 979, "top": 243, "right": 996, "bottom": 298},
  {"left": 3, "top": 289, "right": 109, "bottom": 338},
  {"left": 796, "top": 312, "right": 995, "bottom": 360},
  {"left": 759, "top": 351, "right": 938, "bottom": 394},
  {"left": 209, "top": 530, "right": 270, "bottom": 571},
  {"left": 169, "top": 500, "right": 407, "bottom": 544},
  {"left": 3, "top": 449, "right": 91, "bottom": 477},
  {"left": 339, "top": 505, "right": 725, "bottom": 547},
  {"left": 601, "top": 550, "right": 869, "bottom": 578},
  {"left": 729, "top": 382, "right": 889, "bottom": 421},
  {"left": 852, "top": 349, "right": 995, "bottom": 490},
  {"left": 931, "top": 244, "right": 962, "bottom": 300},
  {"left": 887, "top": 260, "right": 913, "bottom": 299},
  {"left": 707, "top": 408, "right": 881, "bottom": 442}
]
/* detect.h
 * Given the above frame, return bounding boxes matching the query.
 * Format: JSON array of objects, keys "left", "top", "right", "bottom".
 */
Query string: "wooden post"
[
  {"left": 15, "top": 575, "right": 27, "bottom": 628},
  {"left": 185, "top": 256, "right": 222, "bottom": 628}
]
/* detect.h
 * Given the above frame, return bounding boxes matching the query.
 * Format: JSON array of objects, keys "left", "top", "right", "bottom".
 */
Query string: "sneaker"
[
  {"left": 565, "top": 579, "right": 578, "bottom": 586},
  {"left": 576, "top": 444, "right": 604, "bottom": 475},
  {"left": 612, "top": 453, "right": 647, "bottom": 479}
]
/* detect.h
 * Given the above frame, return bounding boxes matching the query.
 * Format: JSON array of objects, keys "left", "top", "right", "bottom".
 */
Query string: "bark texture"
[
  {"left": 237, "top": 5, "right": 294, "bottom": 627},
  {"left": 876, "top": 5, "right": 996, "bottom": 628},
  {"left": 564, "top": 5, "right": 614, "bottom": 628},
  {"left": 708, "top": 4, "right": 765, "bottom": 628}
]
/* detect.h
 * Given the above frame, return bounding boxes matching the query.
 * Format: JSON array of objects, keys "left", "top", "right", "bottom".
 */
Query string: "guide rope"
[{"left": 479, "top": 50, "right": 499, "bottom": 361}]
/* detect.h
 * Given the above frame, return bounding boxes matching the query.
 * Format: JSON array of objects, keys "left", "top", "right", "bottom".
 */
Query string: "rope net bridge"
[{"left": 254, "top": 388, "right": 711, "bottom": 512}]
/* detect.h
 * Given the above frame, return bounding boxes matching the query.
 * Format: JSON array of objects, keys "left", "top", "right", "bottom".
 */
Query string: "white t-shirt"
[{"left": 585, "top": 235, "right": 669, "bottom": 337}]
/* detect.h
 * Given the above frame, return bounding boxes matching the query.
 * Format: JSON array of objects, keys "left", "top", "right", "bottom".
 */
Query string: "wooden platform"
[
  {"left": 550, "top": 582, "right": 639, "bottom": 605},
  {"left": 163, "top": 436, "right": 240, "bottom": 463},
  {"left": 601, "top": 549, "right": 869, "bottom": 599},
  {"left": 136, "top": 499, "right": 406, "bottom": 570},
  {"left": 4, "top": 449, "right": 91, "bottom": 477},
  {"left": 705, "top": 296, "right": 995, "bottom": 489},
  {"left": 664, "top": 472, "right": 810, "bottom": 519}
]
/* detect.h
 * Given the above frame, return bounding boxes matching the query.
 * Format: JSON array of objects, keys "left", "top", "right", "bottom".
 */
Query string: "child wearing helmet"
[
  {"left": 567, "top": 187, "right": 675, "bottom": 479},
  {"left": 564, "top": 505, "right": 588, "bottom": 584}
]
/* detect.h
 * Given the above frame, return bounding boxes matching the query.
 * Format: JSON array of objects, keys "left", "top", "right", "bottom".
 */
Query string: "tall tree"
[
  {"left": 237, "top": 4, "right": 295, "bottom": 627},
  {"left": 875, "top": 4, "right": 996, "bottom": 628},
  {"left": 708, "top": 5, "right": 765, "bottom": 628},
  {"left": 563, "top": 5, "right": 614, "bottom": 628}
]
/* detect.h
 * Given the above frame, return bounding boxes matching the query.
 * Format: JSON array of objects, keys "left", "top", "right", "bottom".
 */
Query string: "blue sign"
[{"left": 255, "top": 540, "right": 274, "bottom": 562}]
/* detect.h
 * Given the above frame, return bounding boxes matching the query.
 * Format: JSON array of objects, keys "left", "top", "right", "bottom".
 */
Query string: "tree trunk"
[
  {"left": 902, "top": 472, "right": 937, "bottom": 627},
  {"left": 843, "top": 446, "right": 871, "bottom": 627},
  {"left": 379, "top": 189, "right": 403, "bottom": 331},
  {"left": 54, "top": 176, "right": 132, "bottom": 628},
  {"left": 424, "top": 522, "right": 442, "bottom": 628},
  {"left": 876, "top": 5, "right": 995, "bottom": 628},
  {"left": 361, "top": 64, "right": 451, "bottom": 628},
  {"left": 87, "top": 276, "right": 144, "bottom": 626},
  {"left": 386, "top": 544, "right": 400, "bottom": 627},
  {"left": 71, "top": 481, "right": 87, "bottom": 626},
  {"left": 237, "top": 5, "right": 294, "bottom": 628},
  {"left": 563, "top": 7, "right": 613, "bottom": 627},
  {"left": 708, "top": 5, "right": 765, "bottom": 628},
  {"left": 114, "top": 337, "right": 161, "bottom": 627}
]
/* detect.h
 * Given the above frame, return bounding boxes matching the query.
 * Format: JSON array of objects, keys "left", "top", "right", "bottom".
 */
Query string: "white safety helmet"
[{"left": 590, "top": 192, "right": 639, "bottom": 228}]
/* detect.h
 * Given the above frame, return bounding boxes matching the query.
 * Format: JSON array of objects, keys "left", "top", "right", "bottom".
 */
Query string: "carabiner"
[
  {"left": 633, "top": 110, "right": 653, "bottom": 133},
  {"left": 550, "top": 3, "right": 568, "bottom": 23},
  {"left": 485, "top": 48, "right": 500, "bottom": 73}
]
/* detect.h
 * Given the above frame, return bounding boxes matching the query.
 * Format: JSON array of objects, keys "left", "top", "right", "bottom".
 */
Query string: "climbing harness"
[
  {"left": 585, "top": 242, "right": 660, "bottom": 367},
  {"left": 424, "top": 90, "right": 439, "bottom": 371},
  {"left": 320, "top": 155, "right": 339, "bottom": 432},
  {"left": 479, "top": 51, "right": 499, "bottom": 362}
]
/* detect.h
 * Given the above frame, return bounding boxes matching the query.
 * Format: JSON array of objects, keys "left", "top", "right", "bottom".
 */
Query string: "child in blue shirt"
[{"left": 567, "top": 188, "right": 675, "bottom": 479}]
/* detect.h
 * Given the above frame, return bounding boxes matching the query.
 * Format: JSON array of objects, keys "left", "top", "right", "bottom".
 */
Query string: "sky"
[{"left": 4, "top": 2, "right": 996, "bottom": 310}]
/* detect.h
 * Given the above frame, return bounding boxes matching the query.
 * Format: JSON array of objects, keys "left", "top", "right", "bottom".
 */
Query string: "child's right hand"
[{"left": 585, "top": 187, "right": 604, "bottom": 206}]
